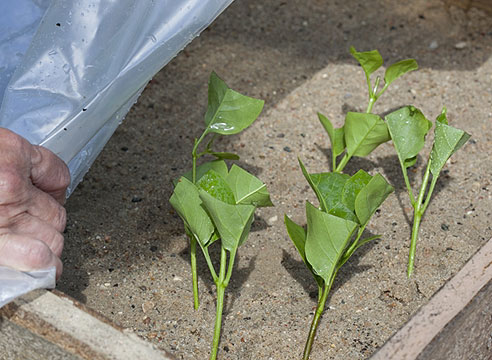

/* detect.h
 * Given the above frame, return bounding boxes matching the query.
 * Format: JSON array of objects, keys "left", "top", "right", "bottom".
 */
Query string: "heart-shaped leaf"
[
  {"left": 385, "top": 106, "right": 432, "bottom": 168},
  {"left": 305, "top": 202, "right": 358, "bottom": 283},
  {"left": 199, "top": 190, "right": 256, "bottom": 252},
  {"left": 204, "top": 72, "right": 264, "bottom": 135},
  {"left": 170, "top": 177, "right": 214, "bottom": 246},
  {"left": 355, "top": 174, "right": 394, "bottom": 226},
  {"left": 384, "top": 59, "right": 418, "bottom": 87},
  {"left": 350, "top": 46, "right": 383, "bottom": 78},
  {"left": 225, "top": 164, "right": 273, "bottom": 207},
  {"left": 318, "top": 112, "right": 345, "bottom": 157},
  {"left": 430, "top": 109, "right": 470, "bottom": 176},
  {"left": 344, "top": 112, "right": 390, "bottom": 158},
  {"left": 196, "top": 170, "right": 236, "bottom": 205}
]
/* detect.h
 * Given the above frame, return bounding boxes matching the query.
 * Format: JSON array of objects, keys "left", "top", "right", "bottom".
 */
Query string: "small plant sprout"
[
  {"left": 285, "top": 159, "right": 393, "bottom": 359},
  {"left": 169, "top": 72, "right": 272, "bottom": 360},
  {"left": 385, "top": 106, "right": 470, "bottom": 277},
  {"left": 318, "top": 47, "right": 418, "bottom": 172}
]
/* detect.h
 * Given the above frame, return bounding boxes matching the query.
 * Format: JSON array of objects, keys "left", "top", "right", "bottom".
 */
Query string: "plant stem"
[
  {"left": 407, "top": 209, "right": 422, "bottom": 278},
  {"left": 332, "top": 149, "right": 337, "bottom": 173},
  {"left": 421, "top": 175, "right": 438, "bottom": 214},
  {"left": 334, "top": 154, "right": 350, "bottom": 173},
  {"left": 189, "top": 130, "right": 208, "bottom": 308},
  {"left": 366, "top": 97, "right": 376, "bottom": 114},
  {"left": 190, "top": 237, "right": 200, "bottom": 309},
  {"left": 365, "top": 77, "right": 380, "bottom": 114},
  {"left": 407, "top": 160, "right": 432, "bottom": 277},
  {"left": 202, "top": 245, "right": 218, "bottom": 282},
  {"left": 303, "top": 277, "right": 335, "bottom": 360},
  {"left": 192, "top": 131, "right": 208, "bottom": 183},
  {"left": 209, "top": 246, "right": 228, "bottom": 360},
  {"left": 400, "top": 162, "right": 416, "bottom": 206}
]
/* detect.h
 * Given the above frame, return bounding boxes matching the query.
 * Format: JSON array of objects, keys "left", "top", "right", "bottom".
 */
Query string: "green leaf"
[
  {"left": 298, "top": 158, "right": 329, "bottom": 212},
  {"left": 350, "top": 46, "right": 383, "bottom": 78},
  {"left": 304, "top": 202, "right": 358, "bottom": 283},
  {"left": 385, "top": 106, "right": 433, "bottom": 168},
  {"left": 204, "top": 71, "right": 264, "bottom": 135},
  {"left": 341, "top": 170, "right": 373, "bottom": 213},
  {"left": 169, "top": 177, "right": 214, "bottom": 246},
  {"left": 384, "top": 59, "right": 418, "bottom": 87},
  {"left": 430, "top": 110, "right": 470, "bottom": 176},
  {"left": 199, "top": 190, "right": 256, "bottom": 252},
  {"left": 344, "top": 112, "right": 390, "bottom": 158},
  {"left": 196, "top": 170, "right": 236, "bottom": 205},
  {"left": 175, "top": 160, "right": 229, "bottom": 186},
  {"left": 299, "top": 158, "right": 353, "bottom": 220},
  {"left": 225, "top": 164, "right": 273, "bottom": 207},
  {"left": 309, "top": 172, "right": 357, "bottom": 222},
  {"left": 210, "top": 152, "right": 240, "bottom": 160},
  {"left": 317, "top": 112, "right": 345, "bottom": 157},
  {"left": 284, "top": 215, "right": 324, "bottom": 288},
  {"left": 284, "top": 215, "right": 307, "bottom": 264},
  {"left": 355, "top": 174, "right": 394, "bottom": 226}
]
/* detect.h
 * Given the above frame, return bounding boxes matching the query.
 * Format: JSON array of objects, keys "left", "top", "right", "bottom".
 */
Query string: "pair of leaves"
[
  {"left": 170, "top": 161, "right": 273, "bottom": 251},
  {"left": 285, "top": 204, "right": 358, "bottom": 285},
  {"left": 192, "top": 72, "right": 264, "bottom": 162},
  {"left": 386, "top": 106, "right": 470, "bottom": 174},
  {"left": 299, "top": 159, "right": 394, "bottom": 226},
  {"left": 318, "top": 112, "right": 390, "bottom": 164},
  {"left": 286, "top": 162, "right": 393, "bottom": 285},
  {"left": 349, "top": 46, "right": 418, "bottom": 91}
]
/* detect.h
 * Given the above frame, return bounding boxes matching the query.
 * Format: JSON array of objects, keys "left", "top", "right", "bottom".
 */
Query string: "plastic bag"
[
  {"left": 0, "top": 0, "right": 234, "bottom": 307},
  {"left": 0, "top": 267, "right": 56, "bottom": 308}
]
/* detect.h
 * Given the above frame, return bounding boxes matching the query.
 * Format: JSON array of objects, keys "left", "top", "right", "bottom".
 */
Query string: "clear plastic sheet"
[
  {"left": 0, "top": 267, "right": 56, "bottom": 308},
  {"left": 0, "top": 0, "right": 234, "bottom": 307}
]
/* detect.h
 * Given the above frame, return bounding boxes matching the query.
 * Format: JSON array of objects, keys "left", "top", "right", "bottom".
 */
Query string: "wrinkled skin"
[{"left": 0, "top": 128, "right": 70, "bottom": 280}]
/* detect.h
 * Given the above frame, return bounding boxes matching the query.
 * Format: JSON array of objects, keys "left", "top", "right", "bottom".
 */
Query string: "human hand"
[{"left": 0, "top": 128, "right": 70, "bottom": 280}]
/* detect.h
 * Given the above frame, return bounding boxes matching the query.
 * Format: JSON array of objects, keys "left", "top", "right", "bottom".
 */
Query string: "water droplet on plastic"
[
  {"left": 48, "top": 50, "right": 57, "bottom": 56},
  {"left": 63, "top": 64, "right": 70, "bottom": 73},
  {"left": 149, "top": 34, "right": 157, "bottom": 43}
]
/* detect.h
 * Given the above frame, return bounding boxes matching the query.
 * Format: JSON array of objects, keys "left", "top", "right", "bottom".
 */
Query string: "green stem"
[
  {"left": 192, "top": 131, "right": 208, "bottom": 183},
  {"left": 400, "top": 162, "right": 416, "bottom": 206},
  {"left": 407, "top": 209, "right": 422, "bottom": 278},
  {"left": 375, "top": 83, "right": 389, "bottom": 101},
  {"left": 365, "top": 73, "right": 373, "bottom": 99},
  {"left": 303, "top": 276, "right": 335, "bottom": 360},
  {"left": 224, "top": 248, "right": 236, "bottom": 286},
  {"left": 190, "top": 237, "right": 200, "bottom": 309},
  {"left": 202, "top": 245, "right": 218, "bottom": 282},
  {"left": 343, "top": 224, "right": 366, "bottom": 260},
  {"left": 365, "top": 77, "right": 381, "bottom": 114},
  {"left": 334, "top": 153, "right": 350, "bottom": 173},
  {"left": 209, "top": 246, "right": 228, "bottom": 360},
  {"left": 332, "top": 149, "right": 337, "bottom": 173},
  {"left": 366, "top": 97, "right": 376, "bottom": 114},
  {"left": 421, "top": 175, "right": 438, "bottom": 214},
  {"left": 407, "top": 160, "right": 432, "bottom": 277}
]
